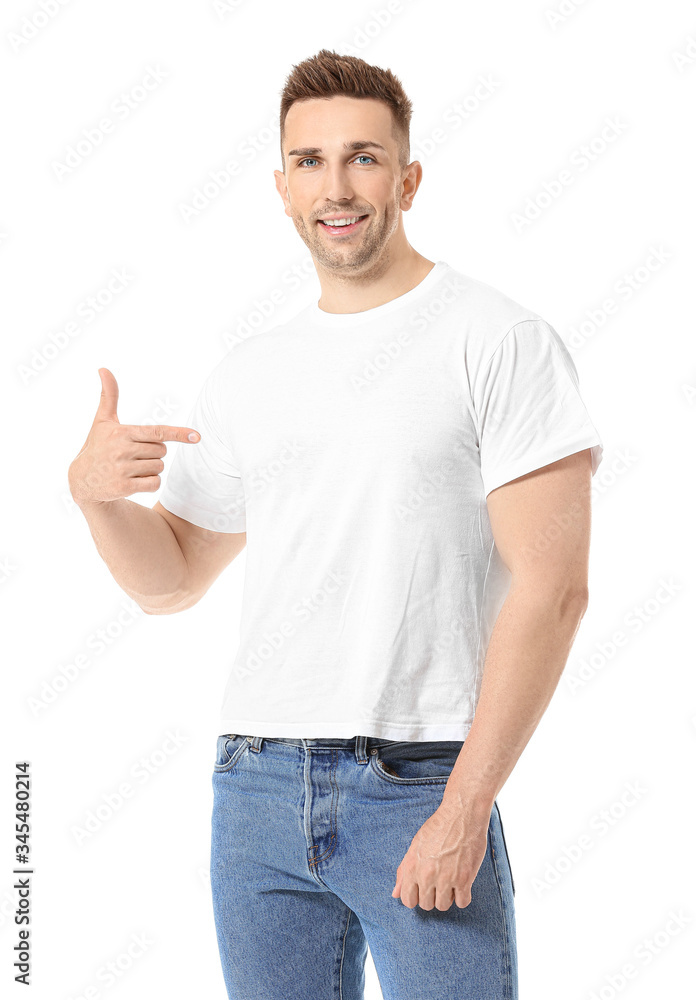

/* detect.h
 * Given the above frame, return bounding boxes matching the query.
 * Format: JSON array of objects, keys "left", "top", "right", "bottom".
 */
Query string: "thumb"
[{"left": 96, "top": 367, "right": 119, "bottom": 423}]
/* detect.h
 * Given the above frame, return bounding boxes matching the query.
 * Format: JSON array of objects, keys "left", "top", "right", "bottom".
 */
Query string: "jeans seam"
[
  {"left": 309, "top": 749, "right": 340, "bottom": 865},
  {"left": 495, "top": 801, "right": 515, "bottom": 896},
  {"left": 489, "top": 821, "right": 513, "bottom": 998},
  {"left": 337, "top": 906, "right": 352, "bottom": 1000}
]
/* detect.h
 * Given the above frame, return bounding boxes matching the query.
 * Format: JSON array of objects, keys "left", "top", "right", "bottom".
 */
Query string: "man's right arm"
[
  {"left": 73, "top": 497, "right": 246, "bottom": 615},
  {"left": 69, "top": 367, "right": 246, "bottom": 615}
]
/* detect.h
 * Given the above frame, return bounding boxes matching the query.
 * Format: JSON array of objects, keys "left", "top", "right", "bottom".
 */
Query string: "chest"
[{"left": 225, "top": 334, "right": 476, "bottom": 483}]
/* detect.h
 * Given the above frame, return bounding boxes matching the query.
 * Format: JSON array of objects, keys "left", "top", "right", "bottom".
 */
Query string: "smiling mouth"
[{"left": 317, "top": 215, "right": 369, "bottom": 234}]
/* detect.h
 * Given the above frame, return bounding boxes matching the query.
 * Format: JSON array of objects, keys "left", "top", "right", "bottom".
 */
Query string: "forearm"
[
  {"left": 442, "top": 584, "right": 588, "bottom": 813},
  {"left": 75, "top": 497, "right": 190, "bottom": 613}
]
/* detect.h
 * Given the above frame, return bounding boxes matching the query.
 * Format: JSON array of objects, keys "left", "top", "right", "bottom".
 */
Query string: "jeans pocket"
[
  {"left": 370, "top": 740, "right": 464, "bottom": 785},
  {"left": 214, "top": 734, "right": 248, "bottom": 773}
]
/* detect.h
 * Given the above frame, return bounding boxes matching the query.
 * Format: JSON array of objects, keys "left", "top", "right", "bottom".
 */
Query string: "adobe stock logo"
[
  {"left": 566, "top": 246, "right": 672, "bottom": 350},
  {"left": 247, "top": 440, "right": 305, "bottom": 494},
  {"left": 510, "top": 117, "right": 629, "bottom": 233},
  {"left": 233, "top": 570, "right": 348, "bottom": 679},
  {"left": 335, "top": 2, "right": 406, "bottom": 56},
  {"left": 18, "top": 268, "right": 134, "bottom": 385},
  {"left": 71, "top": 731, "right": 189, "bottom": 846},
  {"left": 213, "top": 0, "right": 246, "bottom": 19},
  {"left": 51, "top": 67, "right": 168, "bottom": 179},
  {"left": 533, "top": 780, "right": 647, "bottom": 896},
  {"left": 671, "top": 31, "right": 696, "bottom": 72},
  {"left": 7, "top": 0, "right": 73, "bottom": 53},
  {"left": 544, "top": 0, "right": 592, "bottom": 30},
  {"left": 565, "top": 577, "right": 682, "bottom": 693},
  {"left": 26, "top": 598, "right": 144, "bottom": 717}
]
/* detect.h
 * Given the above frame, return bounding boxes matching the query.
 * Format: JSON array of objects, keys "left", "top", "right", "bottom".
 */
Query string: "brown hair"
[{"left": 279, "top": 48, "right": 413, "bottom": 173}]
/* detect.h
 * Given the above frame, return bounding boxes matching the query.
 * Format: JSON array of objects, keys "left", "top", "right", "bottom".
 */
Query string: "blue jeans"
[{"left": 210, "top": 734, "right": 517, "bottom": 999}]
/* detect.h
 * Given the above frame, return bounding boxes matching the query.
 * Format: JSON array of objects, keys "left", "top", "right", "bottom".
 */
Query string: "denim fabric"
[{"left": 210, "top": 734, "right": 517, "bottom": 999}]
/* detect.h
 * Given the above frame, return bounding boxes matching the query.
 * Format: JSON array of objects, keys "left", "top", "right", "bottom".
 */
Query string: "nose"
[{"left": 320, "top": 161, "right": 357, "bottom": 207}]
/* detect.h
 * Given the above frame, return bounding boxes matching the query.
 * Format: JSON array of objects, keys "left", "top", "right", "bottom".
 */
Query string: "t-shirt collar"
[{"left": 306, "top": 260, "right": 449, "bottom": 328}]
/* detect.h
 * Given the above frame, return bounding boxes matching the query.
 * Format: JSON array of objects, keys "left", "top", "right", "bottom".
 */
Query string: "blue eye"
[{"left": 297, "top": 154, "right": 375, "bottom": 168}]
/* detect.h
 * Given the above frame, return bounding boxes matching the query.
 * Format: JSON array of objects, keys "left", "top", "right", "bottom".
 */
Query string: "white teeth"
[{"left": 320, "top": 216, "right": 362, "bottom": 226}]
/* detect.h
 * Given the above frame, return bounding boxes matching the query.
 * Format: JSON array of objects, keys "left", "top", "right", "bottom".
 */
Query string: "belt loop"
[
  {"left": 355, "top": 735, "right": 368, "bottom": 764},
  {"left": 250, "top": 735, "right": 264, "bottom": 753}
]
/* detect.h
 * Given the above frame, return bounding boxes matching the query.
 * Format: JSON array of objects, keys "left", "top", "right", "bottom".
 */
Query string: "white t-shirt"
[{"left": 160, "top": 260, "right": 604, "bottom": 741}]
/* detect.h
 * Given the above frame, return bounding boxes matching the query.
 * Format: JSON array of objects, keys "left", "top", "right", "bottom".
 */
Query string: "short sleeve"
[
  {"left": 159, "top": 362, "right": 246, "bottom": 532},
  {"left": 473, "top": 319, "right": 604, "bottom": 498}
]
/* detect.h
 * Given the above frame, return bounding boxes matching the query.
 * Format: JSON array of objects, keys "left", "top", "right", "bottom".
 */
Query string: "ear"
[
  {"left": 273, "top": 169, "right": 292, "bottom": 217},
  {"left": 400, "top": 160, "right": 423, "bottom": 211}
]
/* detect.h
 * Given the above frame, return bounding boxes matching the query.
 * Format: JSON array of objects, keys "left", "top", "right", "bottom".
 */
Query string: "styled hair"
[{"left": 279, "top": 48, "right": 413, "bottom": 172}]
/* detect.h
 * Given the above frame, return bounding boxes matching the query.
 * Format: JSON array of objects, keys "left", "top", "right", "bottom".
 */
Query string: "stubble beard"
[{"left": 291, "top": 202, "right": 399, "bottom": 274}]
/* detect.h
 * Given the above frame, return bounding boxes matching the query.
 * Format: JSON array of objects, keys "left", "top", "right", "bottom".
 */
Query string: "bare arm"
[
  {"left": 441, "top": 448, "right": 593, "bottom": 814},
  {"left": 73, "top": 497, "right": 246, "bottom": 614},
  {"left": 69, "top": 367, "right": 246, "bottom": 614}
]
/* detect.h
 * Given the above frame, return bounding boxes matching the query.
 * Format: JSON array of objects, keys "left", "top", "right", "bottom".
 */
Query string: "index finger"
[{"left": 128, "top": 424, "right": 200, "bottom": 443}]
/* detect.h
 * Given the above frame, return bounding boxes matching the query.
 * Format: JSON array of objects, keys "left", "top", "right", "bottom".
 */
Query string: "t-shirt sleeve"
[
  {"left": 472, "top": 318, "right": 604, "bottom": 498},
  {"left": 159, "top": 362, "right": 246, "bottom": 533}
]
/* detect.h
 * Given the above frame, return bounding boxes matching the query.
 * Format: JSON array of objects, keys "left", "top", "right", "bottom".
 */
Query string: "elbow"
[
  {"left": 139, "top": 591, "right": 200, "bottom": 615},
  {"left": 140, "top": 603, "right": 188, "bottom": 616},
  {"left": 559, "top": 584, "right": 589, "bottom": 621},
  {"left": 513, "top": 576, "right": 589, "bottom": 620}
]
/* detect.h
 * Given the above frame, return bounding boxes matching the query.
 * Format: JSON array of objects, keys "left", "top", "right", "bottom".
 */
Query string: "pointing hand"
[{"left": 68, "top": 367, "right": 200, "bottom": 505}]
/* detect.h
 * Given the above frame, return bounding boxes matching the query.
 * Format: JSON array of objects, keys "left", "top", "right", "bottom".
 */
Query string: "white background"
[{"left": 2, "top": 0, "right": 695, "bottom": 997}]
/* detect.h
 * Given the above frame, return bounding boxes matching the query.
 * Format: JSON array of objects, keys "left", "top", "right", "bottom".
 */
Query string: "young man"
[{"left": 70, "top": 49, "right": 603, "bottom": 1000}]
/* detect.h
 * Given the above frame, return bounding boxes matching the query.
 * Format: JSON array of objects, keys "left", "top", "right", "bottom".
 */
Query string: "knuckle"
[{"left": 139, "top": 425, "right": 161, "bottom": 441}]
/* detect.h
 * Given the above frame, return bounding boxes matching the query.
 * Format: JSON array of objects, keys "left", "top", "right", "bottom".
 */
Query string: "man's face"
[{"left": 276, "top": 95, "right": 410, "bottom": 273}]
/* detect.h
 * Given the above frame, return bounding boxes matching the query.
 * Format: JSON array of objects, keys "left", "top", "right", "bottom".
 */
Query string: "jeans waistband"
[
  {"left": 225, "top": 735, "right": 418, "bottom": 747},
  {"left": 222, "top": 734, "right": 459, "bottom": 764}
]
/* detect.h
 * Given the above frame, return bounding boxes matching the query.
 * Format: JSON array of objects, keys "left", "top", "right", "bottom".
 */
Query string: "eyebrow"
[{"left": 287, "top": 140, "right": 387, "bottom": 158}]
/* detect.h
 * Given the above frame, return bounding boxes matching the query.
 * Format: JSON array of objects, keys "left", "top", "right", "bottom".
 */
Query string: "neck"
[{"left": 315, "top": 248, "right": 436, "bottom": 315}]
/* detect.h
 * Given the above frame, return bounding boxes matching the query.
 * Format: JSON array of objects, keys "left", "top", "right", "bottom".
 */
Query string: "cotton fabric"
[{"left": 160, "top": 261, "right": 603, "bottom": 740}]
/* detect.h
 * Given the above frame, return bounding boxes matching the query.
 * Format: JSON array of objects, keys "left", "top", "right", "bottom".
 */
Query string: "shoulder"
[{"left": 436, "top": 262, "right": 547, "bottom": 361}]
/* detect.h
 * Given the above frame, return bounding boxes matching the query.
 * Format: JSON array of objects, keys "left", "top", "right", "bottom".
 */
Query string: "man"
[{"left": 69, "top": 48, "right": 603, "bottom": 1000}]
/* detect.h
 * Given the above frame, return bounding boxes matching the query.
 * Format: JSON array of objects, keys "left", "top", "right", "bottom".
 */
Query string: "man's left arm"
[{"left": 442, "top": 446, "right": 593, "bottom": 815}]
